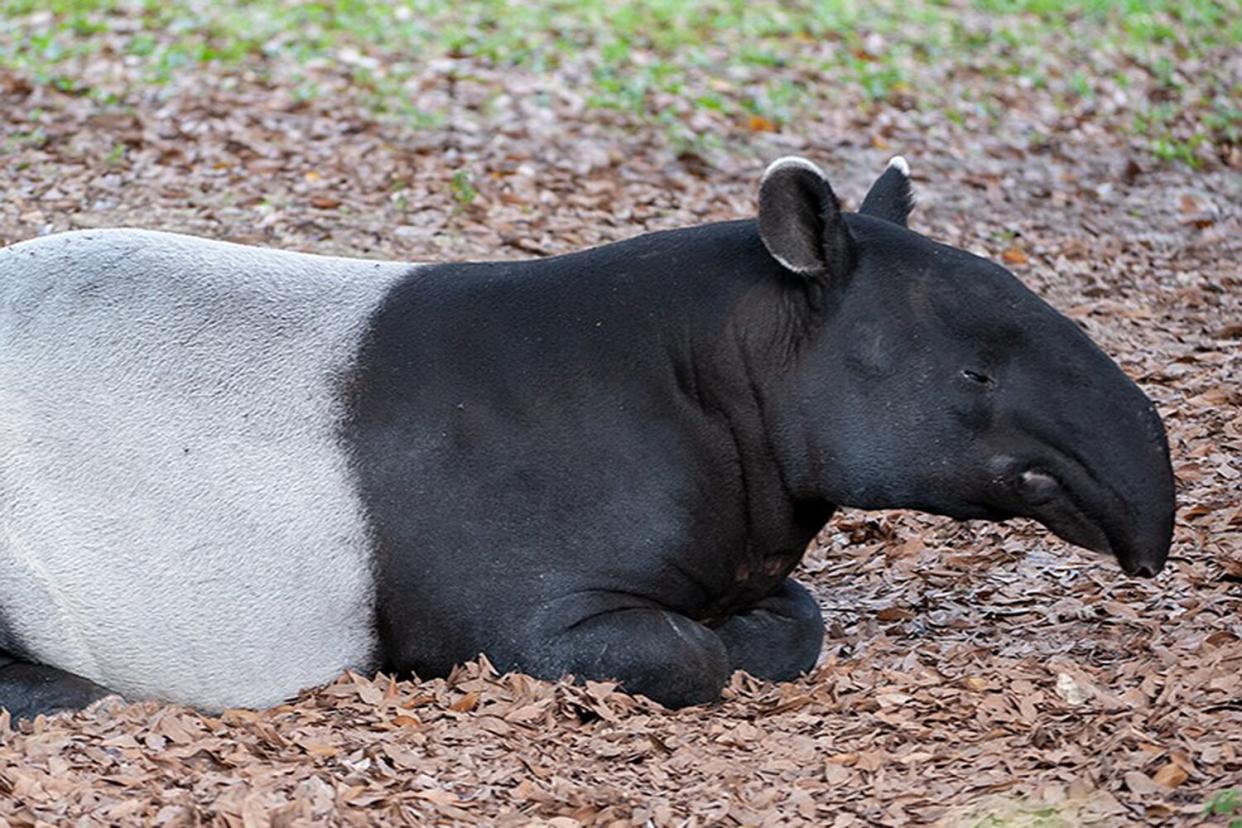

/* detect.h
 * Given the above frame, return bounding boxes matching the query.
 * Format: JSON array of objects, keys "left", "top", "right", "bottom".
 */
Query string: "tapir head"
[{"left": 758, "top": 156, "right": 1175, "bottom": 577}]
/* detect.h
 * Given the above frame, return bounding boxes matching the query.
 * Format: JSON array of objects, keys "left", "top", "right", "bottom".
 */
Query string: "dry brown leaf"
[
  {"left": 1123, "top": 771, "right": 1160, "bottom": 796},
  {"left": 747, "top": 115, "right": 777, "bottom": 132},
  {"left": 1152, "top": 762, "right": 1189, "bottom": 788},
  {"left": 414, "top": 788, "right": 463, "bottom": 807},
  {"left": 450, "top": 690, "right": 480, "bottom": 712},
  {"left": 1002, "top": 246, "right": 1028, "bottom": 265}
]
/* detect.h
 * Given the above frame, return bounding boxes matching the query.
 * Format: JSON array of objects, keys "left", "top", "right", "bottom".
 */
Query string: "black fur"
[
  {"left": 0, "top": 661, "right": 113, "bottom": 721},
  {"left": 344, "top": 164, "right": 1174, "bottom": 706},
  {"left": 0, "top": 614, "right": 27, "bottom": 662},
  {"left": 858, "top": 162, "right": 915, "bottom": 227},
  {"left": 757, "top": 161, "right": 854, "bottom": 277},
  {"left": 346, "top": 221, "right": 834, "bottom": 706}
]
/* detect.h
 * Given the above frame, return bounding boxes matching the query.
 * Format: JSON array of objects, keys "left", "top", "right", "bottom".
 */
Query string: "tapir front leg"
[
  {"left": 709, "top": 579, "right": 824, "bottom": 681},
  {"left": 0, "top": 654, "right": 117, "bottom": 721},
  {"left": 541, "top": 603, "right": 731, "bottom": 708}
]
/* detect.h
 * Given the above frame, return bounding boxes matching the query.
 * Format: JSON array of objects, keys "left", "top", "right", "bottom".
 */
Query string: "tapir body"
[{"left": 0, "top": 158, "right": 1175, "bottom": 717}]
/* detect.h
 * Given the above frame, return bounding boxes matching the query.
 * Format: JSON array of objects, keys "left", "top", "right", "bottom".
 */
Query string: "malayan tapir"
[{"left": 0, "top": 156, "right": 1175, "bottom": 720}]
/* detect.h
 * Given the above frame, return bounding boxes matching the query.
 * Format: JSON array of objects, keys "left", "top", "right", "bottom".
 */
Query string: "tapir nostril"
[{"left": 1019, "top": 469, "right": 1060, "bottom": 503}]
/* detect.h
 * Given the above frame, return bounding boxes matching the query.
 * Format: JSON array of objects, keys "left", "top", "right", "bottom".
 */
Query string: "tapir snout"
[{"left": 980, "top": 319, "right": 1176, "bottom": 577}]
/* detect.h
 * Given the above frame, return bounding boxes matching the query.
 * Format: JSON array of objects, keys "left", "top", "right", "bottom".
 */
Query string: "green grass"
[
  {"left": 1203, "top": 788, "right": 1242, "bottom": 828},
  {"left": 0, "top": 0, "right": 1237, "bottom": 165},
  {"left": 449, "top": 168, "right": 478, "bottom": 210}
]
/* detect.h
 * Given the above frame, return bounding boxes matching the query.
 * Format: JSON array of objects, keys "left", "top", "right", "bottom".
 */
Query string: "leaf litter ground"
[{"left": 0, "top": 3, "right": 1239, "bottom": 826}]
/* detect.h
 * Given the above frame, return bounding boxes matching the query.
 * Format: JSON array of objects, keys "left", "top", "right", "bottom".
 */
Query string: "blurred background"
[{"left": 0, "top": 0, "right": 1236, "bottom": 257}]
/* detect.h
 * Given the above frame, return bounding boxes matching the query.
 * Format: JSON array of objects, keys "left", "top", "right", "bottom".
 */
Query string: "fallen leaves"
[
  {"left": 1153, "top": 762, "right": 1190, "bottom": 789},
  {"left": 12, "top": 628, "right": 1236, "bottom": 825},
  {"left": 1054, "top": 672, "right": 1091, "bottom": 706},
  {"left": 746, "top": 115, "right": 778, "bottom": 133},
  {"left": 309, "top": 194, "right": 343, "bottom": 210},
  {"left": 1001, "top": 245, "right": 1029, "bottom": 265},
  {"left": 449, "top": 690, "right": 480, "bottom": 713}
]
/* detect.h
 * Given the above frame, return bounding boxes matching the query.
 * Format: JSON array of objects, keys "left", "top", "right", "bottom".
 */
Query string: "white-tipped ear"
[
  {"left": 762, "top": 155, "right": 827, "bottom": 184},
  {"left": 757, "top": 157, "right": 853, "bottom": 279},
  {"left": 858, "top": 155, "right": 916, "bottom": 227}
]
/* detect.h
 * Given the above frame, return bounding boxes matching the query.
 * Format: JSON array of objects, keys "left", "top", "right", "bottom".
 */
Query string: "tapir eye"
[{"left": 962, "top": 368, "right": 994, "bottom": 386}]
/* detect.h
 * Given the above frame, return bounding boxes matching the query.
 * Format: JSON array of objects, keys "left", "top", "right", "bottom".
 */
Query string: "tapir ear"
[
  {"left": 858, "top": 155, "right": 915, "bottom": 227},
  {"left": 757, "top": 156, "right": 854, "bottom": 279}
]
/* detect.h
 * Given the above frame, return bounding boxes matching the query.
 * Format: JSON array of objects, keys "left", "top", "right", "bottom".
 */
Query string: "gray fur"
[{"left": 0, "top": 229, "right": 410, "bottom": 710}]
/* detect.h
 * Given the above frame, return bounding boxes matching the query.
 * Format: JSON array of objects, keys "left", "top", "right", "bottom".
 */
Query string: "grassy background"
[{"left": 1, "top": 0, "right": 1238, "bottom": 166}]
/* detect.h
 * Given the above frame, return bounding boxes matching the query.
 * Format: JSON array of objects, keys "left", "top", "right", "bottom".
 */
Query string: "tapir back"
[{"left": 0, "top": 229, "right": 409, "bottom": 709}]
